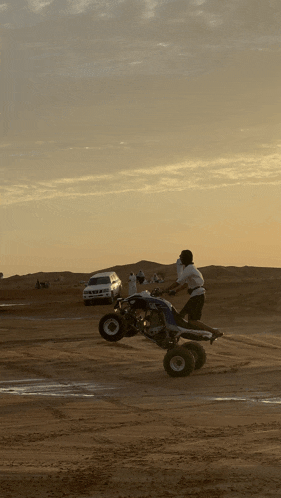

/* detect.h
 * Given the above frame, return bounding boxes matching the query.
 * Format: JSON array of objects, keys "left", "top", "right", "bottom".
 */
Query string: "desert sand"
[{"left": 1, "top": 261, "right": 281, "bottom": 498}]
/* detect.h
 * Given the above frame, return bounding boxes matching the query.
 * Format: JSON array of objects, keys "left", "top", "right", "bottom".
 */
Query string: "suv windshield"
[{"left": 88, "top": 276, "right": 110, "bottom": 286}]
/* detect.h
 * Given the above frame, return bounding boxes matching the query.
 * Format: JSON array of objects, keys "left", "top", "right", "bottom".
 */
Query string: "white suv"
[{"left": 83, "top": 271, "right": 122, "bottom": 306}]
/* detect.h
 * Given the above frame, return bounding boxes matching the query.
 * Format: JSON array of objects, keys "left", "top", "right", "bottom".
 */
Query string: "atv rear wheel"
[
  {"left": 163, "top": 347, "right": 195, "bottom": 377},
  {"left": 182, "top": 342, "right": 207, "bottom": 370},
  {"left": 99, "top": 313, "right": 124, "bottom": 342}
]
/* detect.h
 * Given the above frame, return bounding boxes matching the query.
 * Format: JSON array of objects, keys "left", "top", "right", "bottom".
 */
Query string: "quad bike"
[{"left": 98, "top": 289, "right": 222, "bottom": 378}]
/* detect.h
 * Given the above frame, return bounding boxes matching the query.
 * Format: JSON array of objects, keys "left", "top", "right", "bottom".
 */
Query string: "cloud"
[
  {"left": 1, "top": 151, "right": 281, "bottom": 207},
  {"left": 143, "top": 0, "right": 159, "bottom": 19},
  {"left": 27, "top": 0, "right": 55, "bottom": 13},
  {"left": 39, "top": 173, "right": 113, "bottom": 187},
  {"left": 66, "top": 0, "right": 96, "bottom": 15},
  {"left": 204, "top": 13, "right": 223, "bottom": 27},
  {"left": 64, "top": 0, "right": 127, "bottom": 16},
  {"left": 191, "top": 0, "right": 206, "bottom": 5}
]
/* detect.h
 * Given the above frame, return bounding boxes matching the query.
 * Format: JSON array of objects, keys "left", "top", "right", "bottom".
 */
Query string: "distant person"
[
  {"left": 128, "top": 272, "right": 137, "bottom": 296},
  {"left": 152, "top": 273, "right": 161, "bottom": 283},
  {"left": 176, "top": 257, "right": 184, "bottom": 279},
  {"left": 165, "top": 250, "right": 223, "bottom": 339},
  {"left": 35, "top": 279, "right": 40, "bottom": 289},
  {"left": 136, "top": 270, "right": 145, "bottom": 285}
]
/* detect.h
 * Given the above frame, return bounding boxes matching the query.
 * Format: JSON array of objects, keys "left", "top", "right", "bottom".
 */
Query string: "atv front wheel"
[
  {"left": 124, "top": 327, "right": 138, "bottom": 337},
  {"left": 182, "top": 342, "right": 207, "bottom": 370},
  {"left": 99, "top": 314, "right": 124, "bottom": 342},
  {"left": 163, "top": 347, "right": 195, "bottom": 377}
]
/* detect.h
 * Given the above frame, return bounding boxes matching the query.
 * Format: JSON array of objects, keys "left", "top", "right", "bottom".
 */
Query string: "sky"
[{"left": 1, "top": 0, "right": 281, "bottom": 277}]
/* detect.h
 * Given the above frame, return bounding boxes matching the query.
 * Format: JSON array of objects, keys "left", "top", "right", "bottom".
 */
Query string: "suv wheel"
[{"left": 108, "top": 292, "right": 114, "bottom": 304}]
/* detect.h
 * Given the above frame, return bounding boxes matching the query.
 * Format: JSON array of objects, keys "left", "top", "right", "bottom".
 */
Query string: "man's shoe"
[
  {"left": 212, "top": 328, "right": 223, "bottom": 338},
  {"left": 210, "top": 328, "right": 223, "bottom": 344}
]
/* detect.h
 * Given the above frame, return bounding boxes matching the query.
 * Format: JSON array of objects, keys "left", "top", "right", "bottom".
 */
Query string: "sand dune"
[
  {"left": 3, "top": 260, "right": 281, "bottom": 286},
  {"left": 1, "top": 263, "right": 281, "bottom": 497}
]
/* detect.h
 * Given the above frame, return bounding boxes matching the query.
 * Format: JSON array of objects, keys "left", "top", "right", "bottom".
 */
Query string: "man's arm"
[{"left": 164, "top": 281, "right": 187, "bottom": 294}]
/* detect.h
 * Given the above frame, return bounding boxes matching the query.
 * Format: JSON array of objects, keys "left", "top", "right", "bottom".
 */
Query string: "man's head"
[{"left": 180, "top": 250, "right": 193, "bottom": 266}]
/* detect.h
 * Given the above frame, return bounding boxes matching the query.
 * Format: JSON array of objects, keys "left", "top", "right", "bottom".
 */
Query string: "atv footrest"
[{"left": 180, "top": 331, "right": 211, "bottom": 341}]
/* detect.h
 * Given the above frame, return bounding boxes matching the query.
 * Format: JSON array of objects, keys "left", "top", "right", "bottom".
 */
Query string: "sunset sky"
[{"left": 1, "top": 0, "right": 281, "bottom": 277}]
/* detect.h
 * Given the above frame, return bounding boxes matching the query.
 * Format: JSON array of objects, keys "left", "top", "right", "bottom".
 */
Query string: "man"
[
  {"left": 176, "top": 257, "right": 184, "bottom": 279},
  {"left": 165, "top": 250, "right": 223, "bottom": 339},
  {"left": 136, "top": 270, "right": 145, "bottom": 284},
  {"left": 128, "top": 272, "right": 137, "bottom": 296}
]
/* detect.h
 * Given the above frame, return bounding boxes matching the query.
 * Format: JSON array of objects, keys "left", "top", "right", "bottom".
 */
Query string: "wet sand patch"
[{"left": 1, "top": 379, "right": 281, "bottom": 406}]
